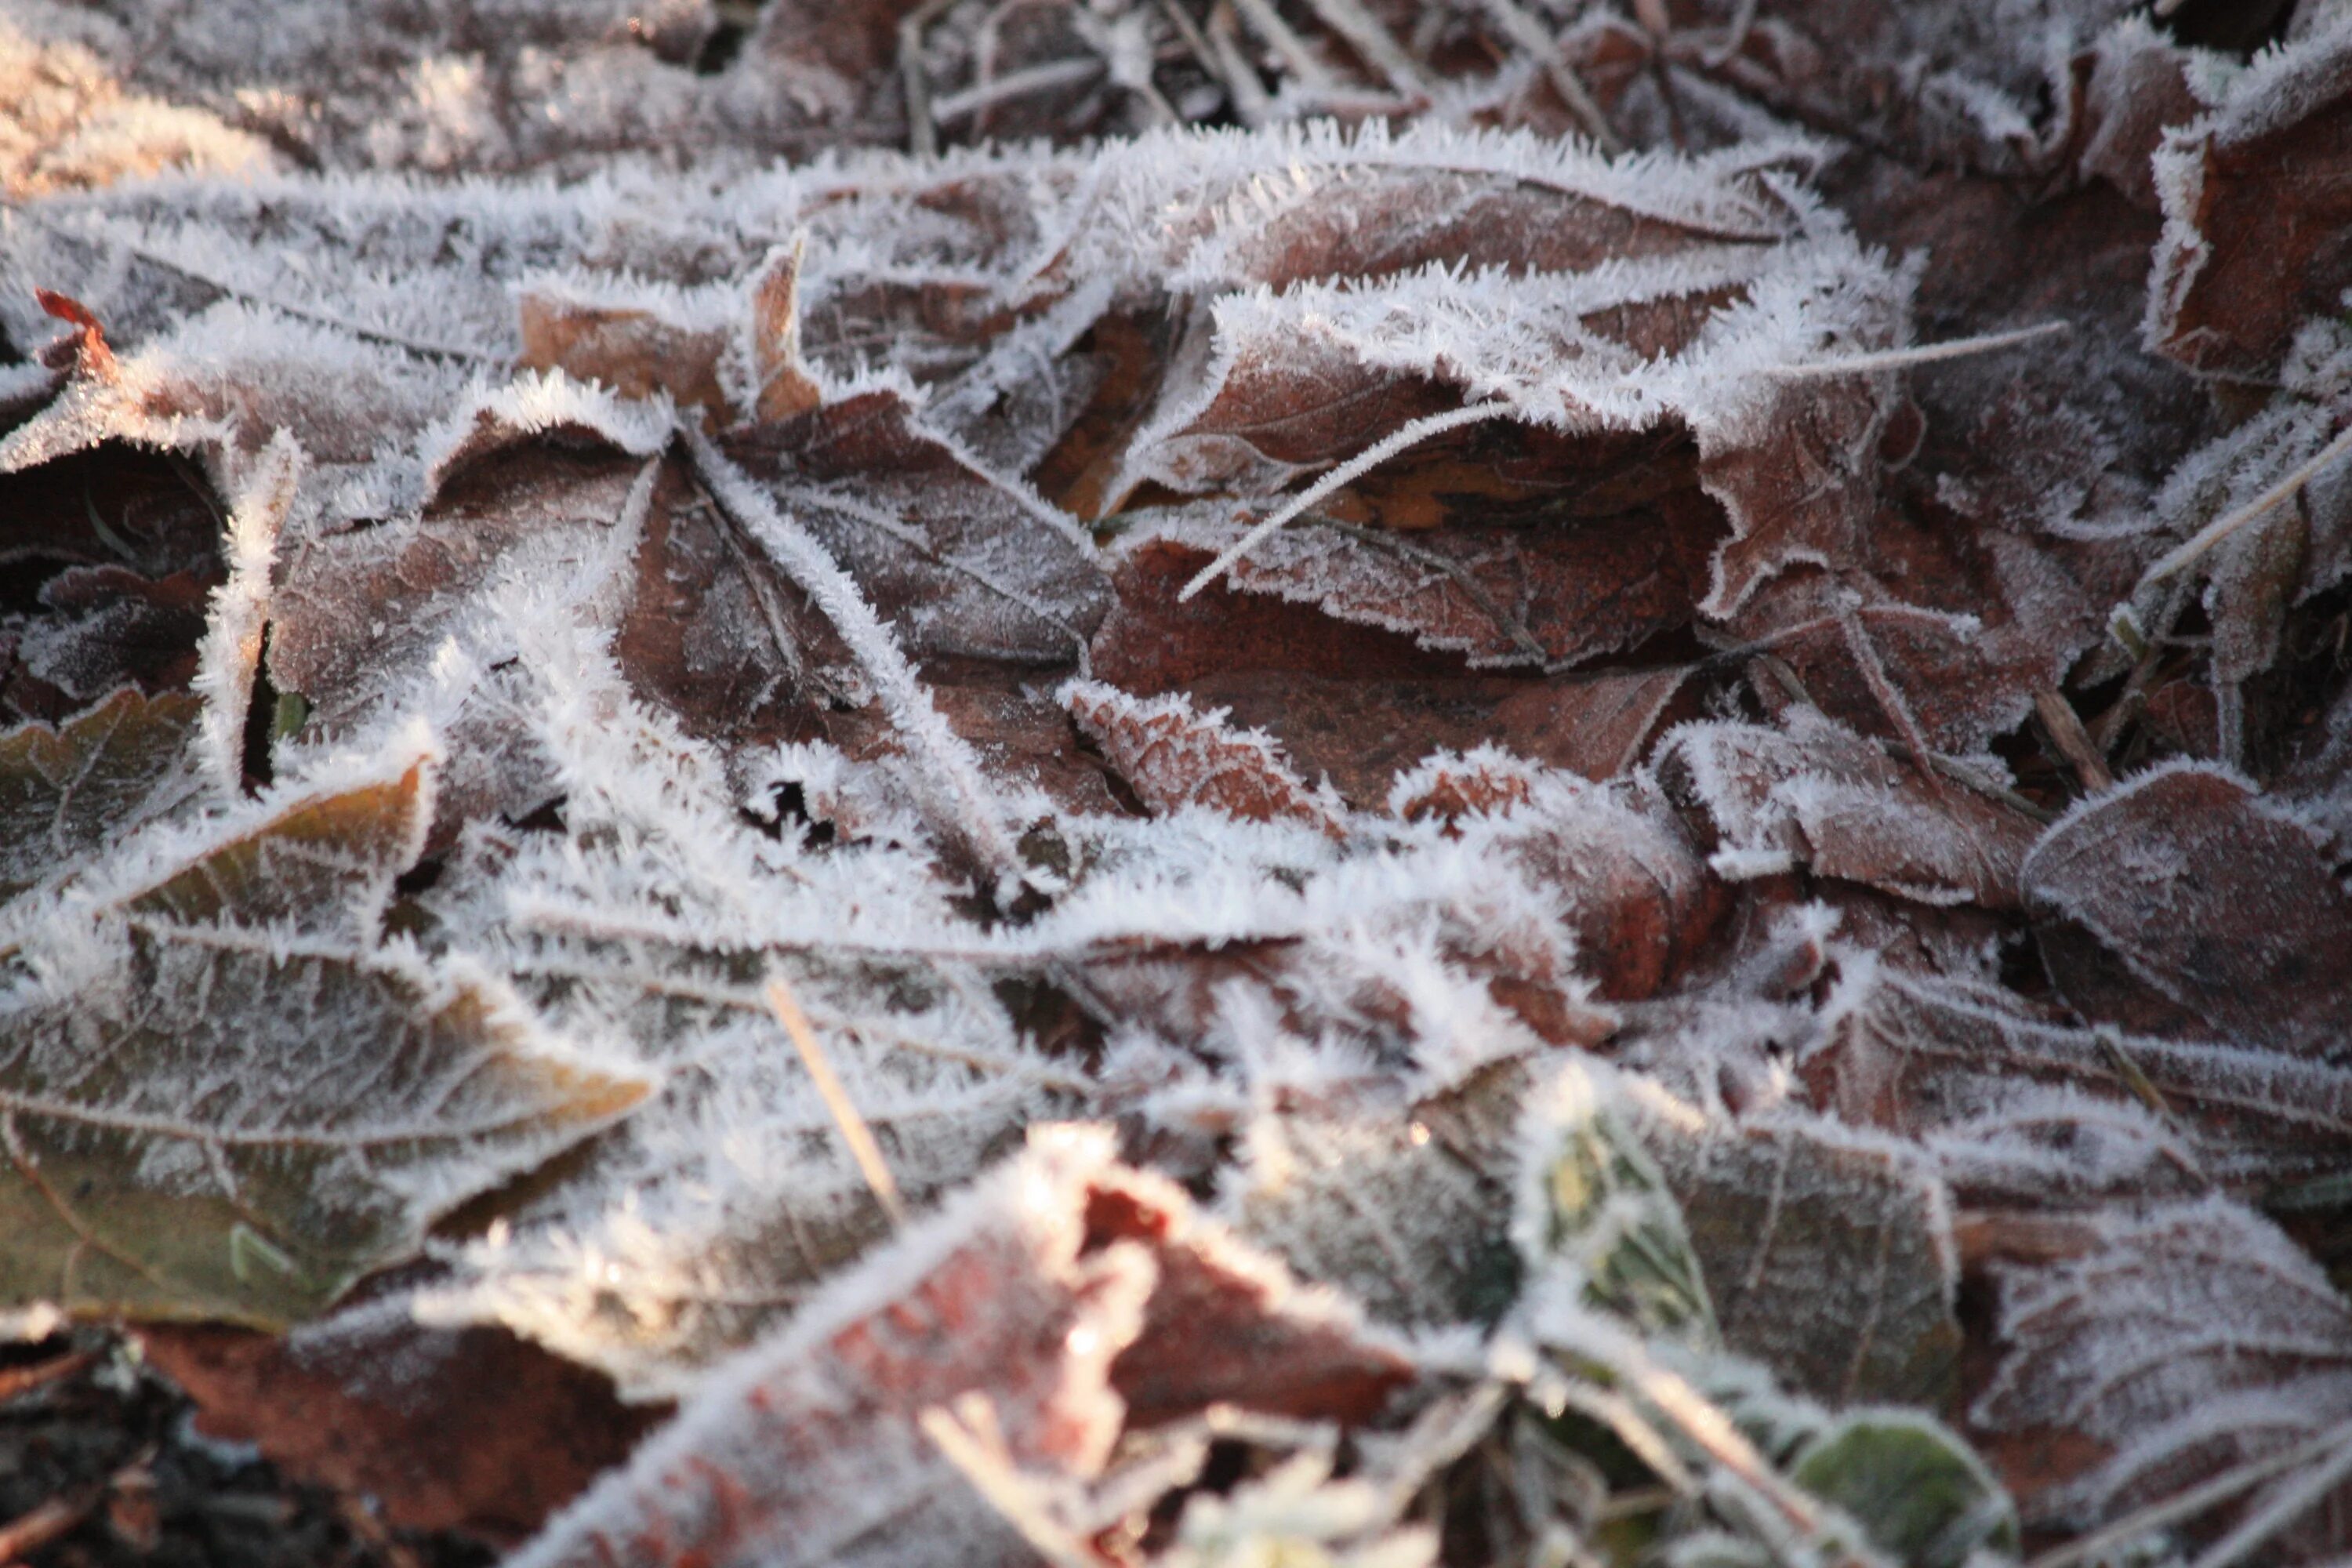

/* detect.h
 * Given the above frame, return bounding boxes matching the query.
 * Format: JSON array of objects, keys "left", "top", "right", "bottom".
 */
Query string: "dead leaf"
[
  {"left": 2150, "top": 22, "right": 2352, "bottom": 379},
  {"left": 1661, "top": 707, "right": 2040, "bottom": 909},
  {"left": 1062, "top": 678, "right": 1348, "bottom": 837},
  {"left": 139, "top": 1316, "right": 664, "bottom": 1548},
  {"left": 1633, "top": 1092, "right": 1964, "bottom": 1410},
  {"left": 506, "top": 1127, "right": 1406, "bottom": 1568},
  {"left": 0, "top": 688, "right": 201, "bottom": 899},
  {"left": 2021, "top": 764, "right": 2352, "bottom": 1058},
  {"left": 0, "top": 753, "right": 648, "bottom": 1327},
  {"left": 1971, "top": 1195, "right": 2352, "bottom": 1535},
  {"left": 722, "top": 392, "right": 1112, "bottom": 665}
]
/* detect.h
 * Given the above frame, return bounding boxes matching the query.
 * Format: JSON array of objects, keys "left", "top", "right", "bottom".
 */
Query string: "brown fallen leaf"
[
  {"left": 2149, "top": 21, "right": 2352, "bottom": 379},
  {"left": 1805, "top": 962, "right": 2352, "bottom": 1197},
  {"left": 505, "top": 1127, "right": 1407, "bottom": 1568},
  {"left": 2020, "top": 763, "right": 2352, "bottom": 1058},
  {"left": 722, "top": 391, "right": 1111, "bottom": 665},
  {"left": 1970, "top": 1195, "right": 2352, "bottom": 1539},
  {"left": 1062, "top": 677, "right": 1348, "bottom": 837},
  {"left": 1114, "top": 494, "right": 1719, "bottom": 672},
  {"left": 138, "top": 1316, "right": 664, "bottom": 1548},
  {"left": 0, "top": 687, "right": 201, "bottom": 898},
  {"left": 1661, "top": 706, "right": 2041, "bottom": 909}
]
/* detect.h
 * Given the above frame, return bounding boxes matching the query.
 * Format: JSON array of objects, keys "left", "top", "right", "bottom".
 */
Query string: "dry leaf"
[{"left": 2021, "top": 763, "right": 2352, "bottom": 1058}]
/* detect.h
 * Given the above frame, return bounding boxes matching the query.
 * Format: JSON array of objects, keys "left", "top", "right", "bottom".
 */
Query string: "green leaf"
[
  {"left": 1520, "top": 1062, "right": 1715, "bottom": 1344},
  {"left": 1790, "top": 1413, "right": 2017, "bottom": 1568}
]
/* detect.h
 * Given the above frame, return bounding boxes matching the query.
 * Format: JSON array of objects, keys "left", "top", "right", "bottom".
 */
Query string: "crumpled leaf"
[
  {"left": 2021, "top": 762, "right": 2352, "bottom": 1058},
  {"left": 1062, "top": 677, "right": 1348, "bottom": 837},
  {"left": 506, "top": 1127, "right": 1408, "bottom": 1568},
  {"left": 0, "top": 749, "right": 648, "bottom": 1326},
  {"left": 1661, "top": 706, "right": 2039, "bottom": 908}
]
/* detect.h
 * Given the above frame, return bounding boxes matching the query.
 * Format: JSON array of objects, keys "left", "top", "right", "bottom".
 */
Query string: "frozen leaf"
[
  {"left": 0, "top": 750, "right": 648, "bottom": 1326},
  {"left": 1223, "top": 1061, "right": 1530, "bottom": 1330},
  {"left": 1062, "top": 678, "right": 1348, "bottom": 837},
  {"left": 1661, "top": 706, "right": 2039, "bottom": 908},
  {"left": 1087, "top": 532, "right": 1477, "bottom": 695},
  {"left": 1809, "top": 960, "right": 2352, "bottom": 1196},
  {"left": 1516, "top": 1061, "right": 1716, "bottom": 1344},
  {"left": 1114, "top": 497, "right": 1719, "bottom": 671},
  {"left": 1655, "top": 0, "right": 2139, "bottom": 172},
  {"left": 1632, "top": 1091, "right": 1963, "bottom": 1410},
  {"left": 0, "top": 687, "right": 201, "bottom": 900},
  {"left": 138, "top": 1316, "right": 662, "bottom": 1547},
  {"left": 2129, "top": 317, "right": 2352, "bottom": 693},
  {"left": 1113, "top": 221, "right": 1908, "bottom": 617},
  {"left": 1972, "top": 1195, "right": 2352, "bottom": 1528},
  {"left": 723, "top": 393, "right": 1111, "bottom": 665},
  {"left": 1724, "top": 524, "right": 2096, "bottom": 757},
  {"left": 506, "top": 1127, "right": 1407, "bottom": 1568},
  {"left": 1787, "top": 1412, "right": 2016, "bottom": 1568},
  {"left": 2021, "top": 762, "right": 2352, "bottom": 1058},
  {"left": 2149, "top": 16, "right": 2352, "bottom": 379}
]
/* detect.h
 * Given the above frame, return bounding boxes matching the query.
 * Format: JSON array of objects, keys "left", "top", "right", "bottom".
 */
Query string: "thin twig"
[
  {"left": 2189, "top": 1423, "right": 2352, "bottom": 1568},
  {"left": 920, "top": 1397, "right": 1099, "bottom": 1568},
  {"left": 1179, "top": 401, "right": 1518, "bottom": 600},
  {"left": 1756, "top": 320, "right": 2071, "bottom": 379},
  {"left": 1474, "top": 0, "right": 1621, "bottom": 151},
  {"left": 2138, "top": 419, "right": 2352, "bottom": 589},
  {"left": 765, "top": 978, "right": 907, "bottom": 1226},
  {"left": 1297, "top": 0, "right": 1428, "bottom": 96},
  {"left": 2029, "top": 1424, "right": 2352, "bottom": 1568},
  {"left": 899, "top": 0, "right": 963, "bottom": 158},
  {"left": 1227, "top": 0, "right": 1340, "bottom": 90},
  {"left": 2033, "top": 688, "right": 2114, "bottom": 792}
]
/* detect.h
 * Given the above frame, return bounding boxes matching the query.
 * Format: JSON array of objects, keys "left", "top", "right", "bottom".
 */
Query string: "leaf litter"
[{"left": 4, "top": 2, "right": 2352, "bottom": 1565}]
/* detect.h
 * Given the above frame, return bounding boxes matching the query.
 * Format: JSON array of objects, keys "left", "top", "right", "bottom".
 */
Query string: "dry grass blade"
[
  {"left": 2027, "top": 1421, "right": 2352, "bottom": 1568},
  {"left": 919, "top": 1396, "right": 1099, "bottom": 1568},
  {"left": 2136, "top": 420, "right": 2352, "bottom": 589},
  {"left": 765, "top": 978, "right": 908, "bottom": 1226},
  {"left": 1178, "top": 402, "right": 1517, "bottom": 600}
]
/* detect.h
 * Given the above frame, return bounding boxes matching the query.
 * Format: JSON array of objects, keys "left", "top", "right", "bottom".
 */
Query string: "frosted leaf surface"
[
  {"left": 2020, "top": 762, "right": 2352, "bottom": 1058},
  {"left": 720, "top": 392, "right": 1110, "bottom": 664},
  {"left": 1113, "top": 499, "right": 1719, "bottom": 672},
  {"left": 1222, "top": 1059, "right": 1529, "bottom": 1330},
  {"left": 0, "top": 749, "right": 648, "bottom": 1326},
  {"left": 1628, "top": 1087, "right": 1962, "bottom": 1410},
  {"left": 508, "top": 1126, "right": 1409, "bottom": 1568},
  {"left": 1062, "top": 677, "right": 1347, "bottom": 837},
  {"left": 0, "top": 687, "right": 202, "bottom": 899},
  {"left": 1660, "top": 706, "right": 2039, "bottom": 909},
  {"left": 2149, "top": 14, "right": 2352, "bottom": 378},
  {"left": 1973, "top": 1195, "right": 2352, "bottom": 1526},
  {"left": 1807, "top": 960, "right": 2352, "bottom": 1195}
]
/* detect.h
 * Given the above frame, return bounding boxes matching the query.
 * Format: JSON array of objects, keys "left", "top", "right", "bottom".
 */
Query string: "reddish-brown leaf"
[{"left": 2021, "top": 764, "right": 2352, "bottom": 1057}]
